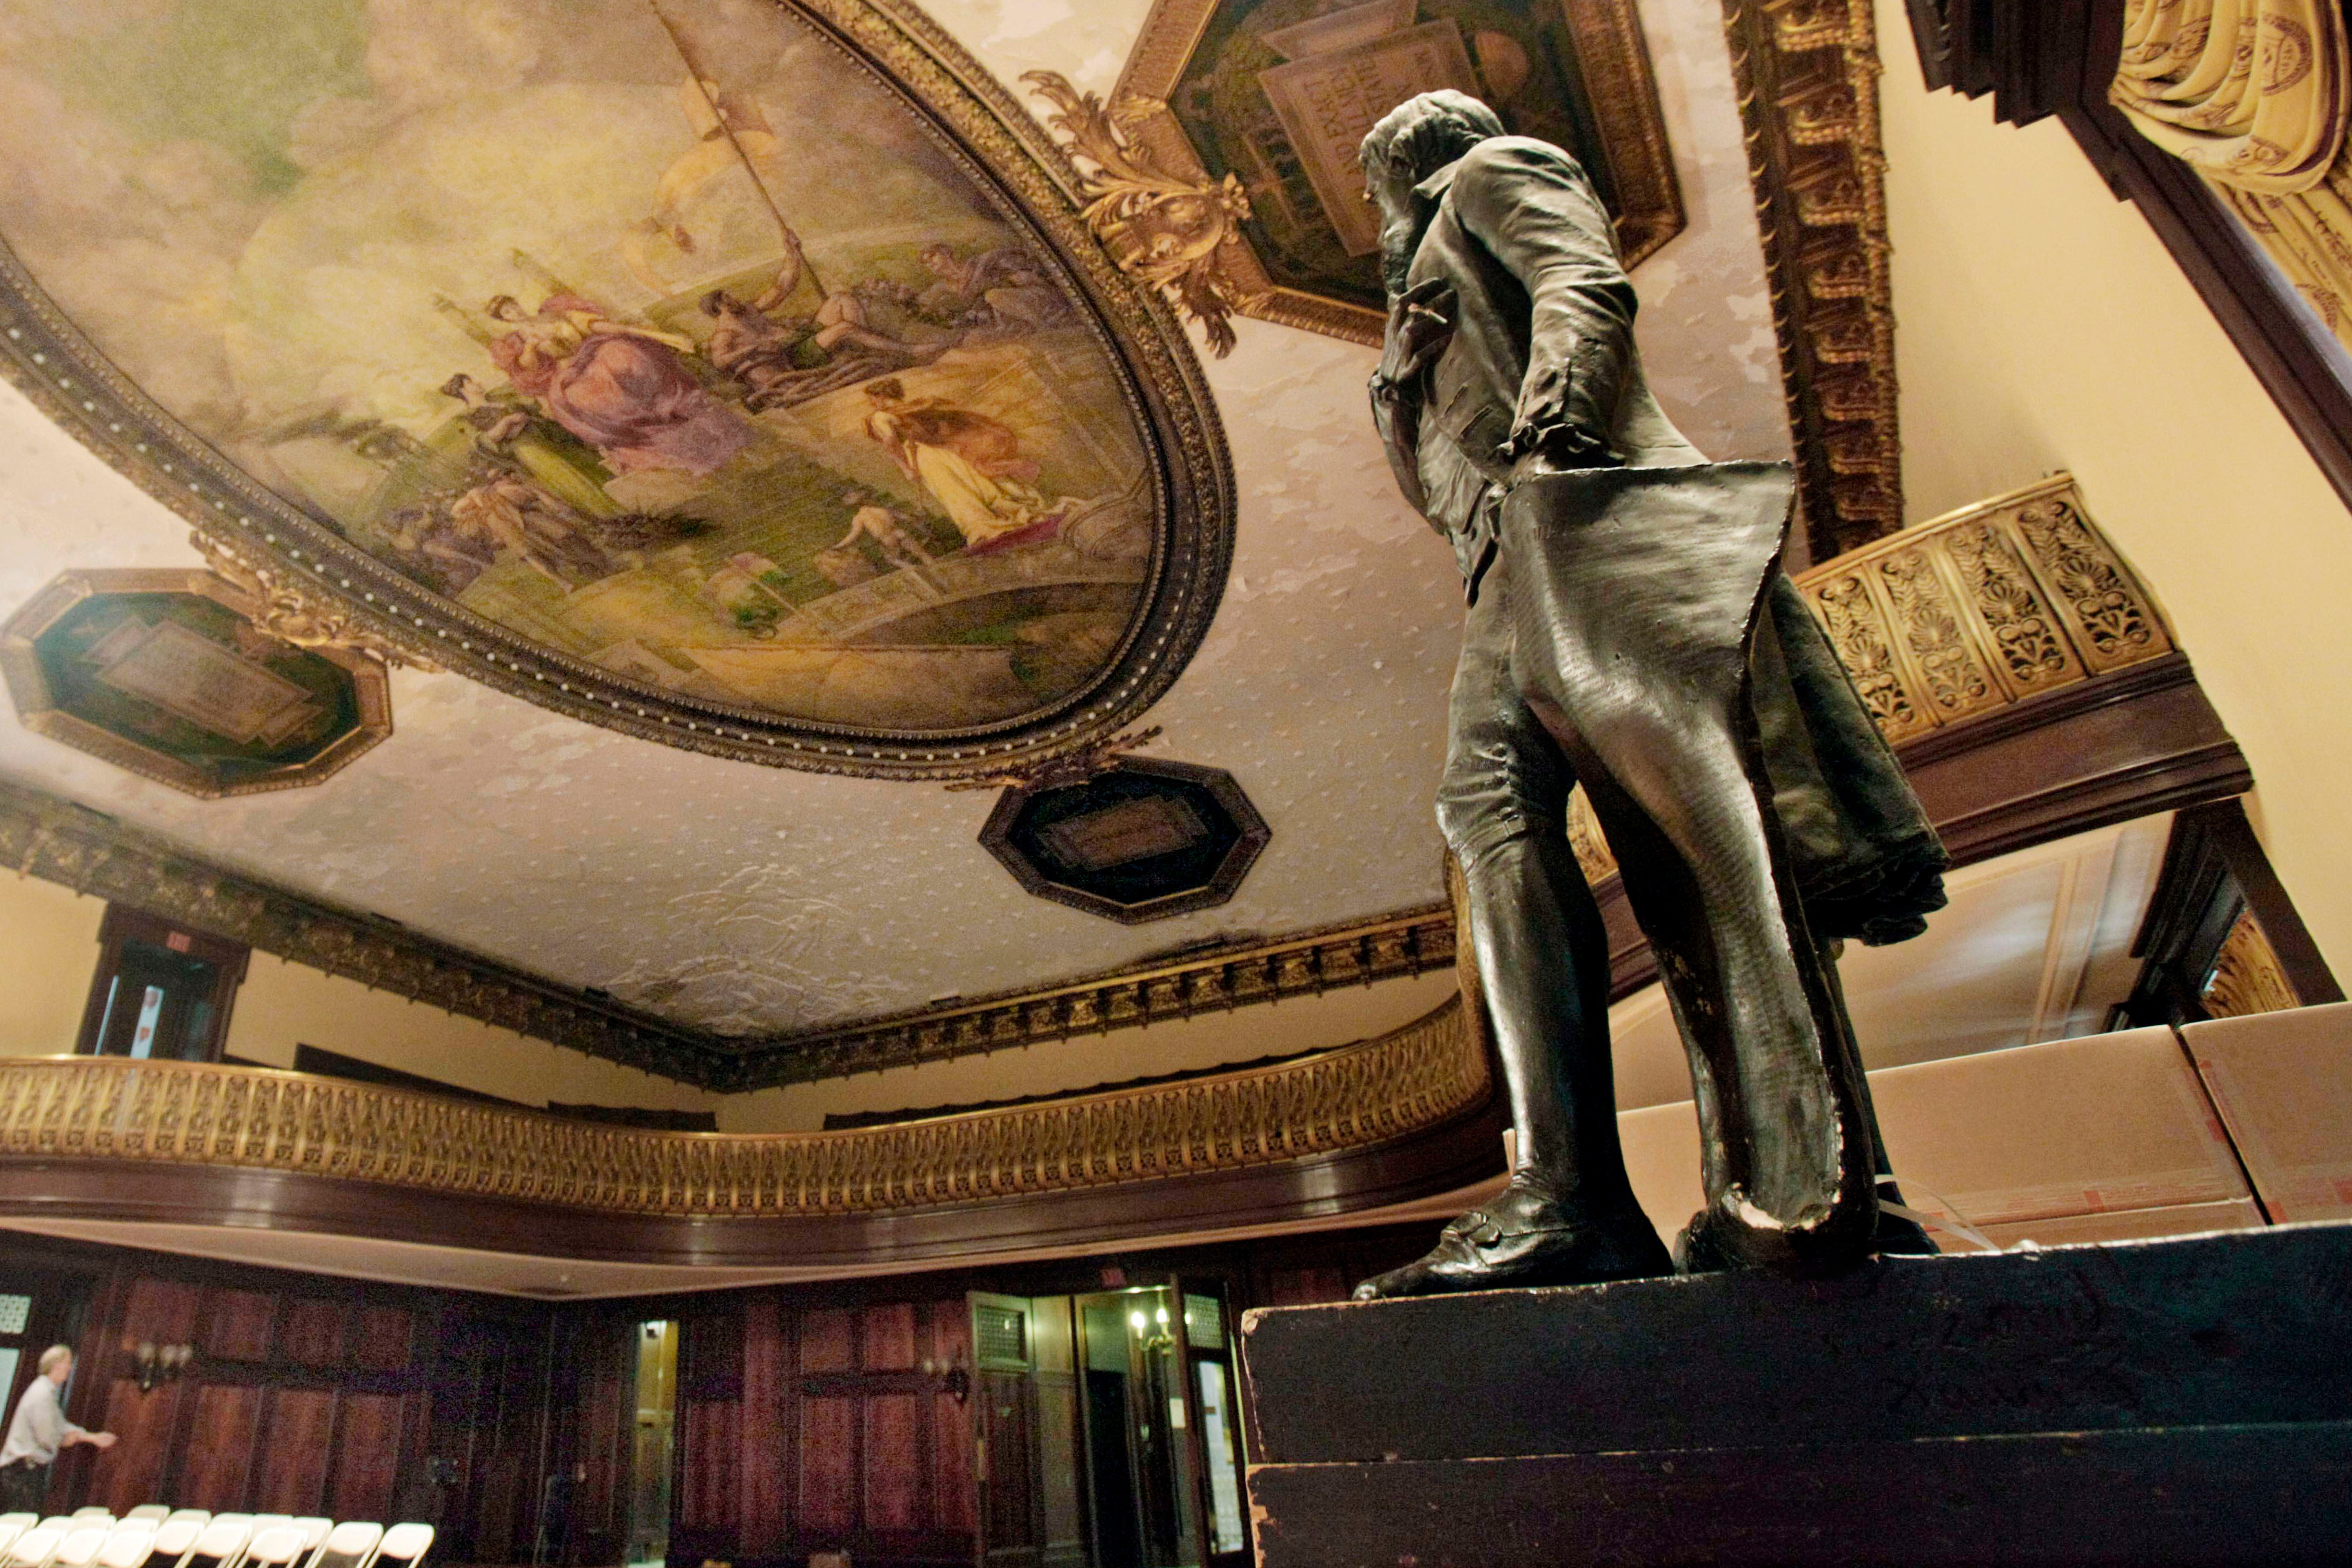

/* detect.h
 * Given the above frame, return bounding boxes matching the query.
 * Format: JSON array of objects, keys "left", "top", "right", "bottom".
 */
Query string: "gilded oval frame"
[{"left": 0, "top": 0, "right": 1233, "bottom": 782}]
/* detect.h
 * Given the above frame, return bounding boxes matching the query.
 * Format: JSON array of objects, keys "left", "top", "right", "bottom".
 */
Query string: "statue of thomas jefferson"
[{"left": 1356, "top": 92, "right": 1949, "bottom": 1298}]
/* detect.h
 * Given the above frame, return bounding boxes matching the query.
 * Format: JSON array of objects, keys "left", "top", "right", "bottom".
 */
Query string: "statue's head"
[{"left": 1359, "top": 91, "right": 1504, "bottom": 294}]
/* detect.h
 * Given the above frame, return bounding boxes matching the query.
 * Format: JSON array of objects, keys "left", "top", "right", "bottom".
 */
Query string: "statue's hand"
[
  {"left": 1376, "top": 279, "right": 1457, "bottom": 390},
  {"left": 1506, "top": 421, "right": 1623, "bottom": 484}
]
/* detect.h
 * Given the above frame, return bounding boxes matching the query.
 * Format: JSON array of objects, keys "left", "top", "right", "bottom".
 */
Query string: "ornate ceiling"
[{"left": 0, "top": 0, "right": 1796, "bottom": 1069}]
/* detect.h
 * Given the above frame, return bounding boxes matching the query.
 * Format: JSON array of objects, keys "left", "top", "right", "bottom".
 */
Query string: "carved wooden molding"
[
  {"left": 0, "top": 772, "right": 1452, "bottom": 1090},
  {"left": 0, "top": 996, "right": 1484, "bottom": 1219},
  {"left": 0, "top": 775, "right": 726, "bottom": 1083},
  {"left": 769, "top": 904, "right": 1454, "bottom": 1081},
  {"left": 1721, "top": 0, "right": 1904, "bottom": 563}
]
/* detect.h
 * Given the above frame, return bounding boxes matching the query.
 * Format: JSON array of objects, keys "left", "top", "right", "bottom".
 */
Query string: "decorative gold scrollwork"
[
  {"left": 1023, "top": 71, "right": 1256, "bottom": 356},
  {"left": 191, "top": 530, "right": 437, "bottom": 672},
  {"left": 0, "top": 998, "right": 1485, "bottom": 1218},
  {"left": 1791, "top": 474, "right": 2173, "bottom": 742}
]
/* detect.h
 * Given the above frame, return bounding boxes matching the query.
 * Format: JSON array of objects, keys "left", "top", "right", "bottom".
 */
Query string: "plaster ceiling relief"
[
  {"left": 0, "top": 0, "right": 1234, "bottom": 778},
  {"left": 0, "top": 0, "right": 1794, "bottom": 1051}
]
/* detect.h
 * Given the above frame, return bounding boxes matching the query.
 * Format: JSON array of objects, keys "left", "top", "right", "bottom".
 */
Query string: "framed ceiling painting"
[
  {"left": 1071, "top": 0, "right": 1684, "bottom": 346},
  {"left": 0, "top": 0, "right": 1232, "bottom": 780},
  {"left": 0, "top": 571, "right": 392, "bottom": 799}
]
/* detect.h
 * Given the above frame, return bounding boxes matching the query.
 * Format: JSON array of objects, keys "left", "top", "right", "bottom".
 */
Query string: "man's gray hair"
[
  {"left": 38, "top": 1344, "right": 71, "bottom": 1375},
  {"left": 1359, "top": 90, "right": 1506, "bottom": 180}
]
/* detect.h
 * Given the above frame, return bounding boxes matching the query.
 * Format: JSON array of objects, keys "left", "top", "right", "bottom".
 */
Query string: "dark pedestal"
[{"left": 1238, "top": 1223, "right": 2352, "bottom": 1566}]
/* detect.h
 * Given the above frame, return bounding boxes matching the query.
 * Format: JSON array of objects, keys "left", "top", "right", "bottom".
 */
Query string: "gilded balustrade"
[{"left": 0, "top": 995, "right": 1483, "bottom": 1218}]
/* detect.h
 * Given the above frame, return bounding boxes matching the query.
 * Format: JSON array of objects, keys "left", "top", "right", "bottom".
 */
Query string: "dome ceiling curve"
[{"left": 0, "top": 0, "right": 1233, "bottom": 780}]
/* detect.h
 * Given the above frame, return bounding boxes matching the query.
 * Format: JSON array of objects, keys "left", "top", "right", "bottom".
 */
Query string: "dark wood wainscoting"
[
  {"left": 4, "top": 1237, "right": 563, "bottom": 1564},
  {"left": 621, "top": 1224, "right": 1437, "bottom": 1568}
]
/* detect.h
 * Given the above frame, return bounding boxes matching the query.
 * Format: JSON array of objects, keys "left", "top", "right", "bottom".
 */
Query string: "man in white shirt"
[{"left": 0, "top": 1346, "right": 116, "bottom": 1514}]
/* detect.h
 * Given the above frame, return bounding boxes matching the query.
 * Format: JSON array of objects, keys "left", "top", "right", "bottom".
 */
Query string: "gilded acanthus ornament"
[
  {"left": 1023, "top": 71, "right": 1256, "bottom": 356},
  {"left": 942, "top": 723, "right": 1163, "bottom": 794},
  {"left": 192, "top": 530, "right": 436, "bottom": 672}
]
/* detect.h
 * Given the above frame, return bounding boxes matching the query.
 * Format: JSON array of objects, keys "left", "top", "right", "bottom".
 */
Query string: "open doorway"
[{"left": 625, "top": 1319, "right": 678, "bottom": 1568}]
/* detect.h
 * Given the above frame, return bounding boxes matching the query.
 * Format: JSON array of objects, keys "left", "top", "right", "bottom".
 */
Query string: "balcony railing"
[{"left": 0, "top": 994, "right": 1484, "bottom": 1220}]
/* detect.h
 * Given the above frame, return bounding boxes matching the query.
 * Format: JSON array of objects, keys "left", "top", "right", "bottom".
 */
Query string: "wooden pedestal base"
[{"left": 1238, "top": 1223, "right": 2352, "bottom": 1565}]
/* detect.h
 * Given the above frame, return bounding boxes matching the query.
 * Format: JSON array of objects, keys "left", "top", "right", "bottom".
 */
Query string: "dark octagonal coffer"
[{"left": 979, "top": 757, "right": 1270, "bottom": 924}]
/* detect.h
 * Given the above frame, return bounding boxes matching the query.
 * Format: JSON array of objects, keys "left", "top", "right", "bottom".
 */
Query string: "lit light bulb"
[
  {"left": 1155, "top": 1306, "right": 1169, "bottom": 1325},
  {"left": 1129, "top": 1311, "right": 1147, "bottom": 1333}
]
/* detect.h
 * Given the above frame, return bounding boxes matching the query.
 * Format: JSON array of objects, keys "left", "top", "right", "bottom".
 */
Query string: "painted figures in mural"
[{"left": 0, "top": 0, "right": 1153, "bottom": 732}]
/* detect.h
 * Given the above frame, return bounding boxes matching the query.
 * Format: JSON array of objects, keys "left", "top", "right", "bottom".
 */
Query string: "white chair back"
[
  {"left": 306, "top": 1522, "right": 377, "bottom": 1568},
  {"left": 368, "top": 1527, "right": 428, "bottom": 1568},
  {"left": 0, "top": 1527, "right": 20, "bottom": 1561},
  {"left": 93, "top": 1526, "right": 155, "bottom": 1568},
  {"left": 155, "top": 1519, "right": 203, "bottom": 1535},
  {"left": 240, "top": 1530, "right": 303, "bottom": 1568},
  {"left": 7, "top": 1527, "right": 65, "bottom": 1568},
  {"left": 48, "top": 1528, "right": 107, "bottom": 1568},
  {"left": 116, "top": 1515, "right": 165, "bottom": 1529},
  {"left": 65, "top": 1517, "right": 108, "bottom": 1527},
  {"left": 0, "top": 1521, "right": 35, "bottom": 1533},
  {"left": 183, "top": 1517, "right": 251, "bottom": 1568},
  {"left": 136, "top": 1518, "right": 203, "bottom": 1568},
  {"left": 283, "top": 1524, "right": 325, "bottom": 1561},
  {"left": 32, "top": 1528, "right": 69, "bottom": 1539}
]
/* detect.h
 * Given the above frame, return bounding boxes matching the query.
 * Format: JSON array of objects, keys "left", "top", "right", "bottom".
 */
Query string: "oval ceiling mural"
[{"left": 0, "top": 0, "right": 1231, "bottom": 778}]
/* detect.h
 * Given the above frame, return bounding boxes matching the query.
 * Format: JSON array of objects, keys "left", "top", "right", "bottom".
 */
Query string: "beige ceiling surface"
[{"left": 0, "top": 0, "right": 1789, "bottom": 1040}]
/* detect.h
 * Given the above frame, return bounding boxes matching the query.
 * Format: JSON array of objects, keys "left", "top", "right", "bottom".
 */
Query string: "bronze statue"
[{"left": 1355, "top": 92, "right": 1949, "bottom": 1298}]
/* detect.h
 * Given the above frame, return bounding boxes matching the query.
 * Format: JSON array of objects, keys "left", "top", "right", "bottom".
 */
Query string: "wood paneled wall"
[
  {"left": 656, "top": 1223, "right": 1435, "bottom": 1568},
  {"left": 13, "top": 1220, "right": 1439, "bottom": 1568},
  {"left": 7, "top": 1241, "right": 559, "bottom": 1565},
  {"left": 666, "top": 1294, "right": 976, "bottom": 1568}
]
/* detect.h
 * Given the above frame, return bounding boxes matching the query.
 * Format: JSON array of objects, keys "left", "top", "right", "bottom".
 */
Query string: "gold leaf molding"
[
  {"left": 0, "top": 997, "right": 1484, "bottom": 1218},
  {"left": 1720, "top": 0, "right": 1903, "bottom": 561}
]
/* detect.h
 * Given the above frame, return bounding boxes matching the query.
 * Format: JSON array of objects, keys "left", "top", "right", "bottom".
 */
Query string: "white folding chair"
[
  {"left": 32, "top": 1528, "right": 69, "bottom": 1539},
  {"left": 282, "top": 1520, "right": 327, "bottom": 1568},
  {"left": 91, "top": 1525, "right": 154, "bottom": 1568},
  {"left": 179, "top": 1516, "right": 252, "bottom": 1568},
  {"left": 6, "top": 1527, "right": 66, "bottom": 1568},
  {"left": 302, "top": 1523, "right": 377, "bottom": 1568},
  {"left": 116, "top": 1515, "right": 165, "bottom": 1528},
  {"left": 154, "top": 1519, "right": 202, "bottom": 1535},
  {"left": 65, "top": 1517, "right": 107, "bottom": 1528},
  {"left": 0, "top": 1527, "right": 22, "bottom": 1562},
  {"left": 231, "top": 1528, "right": 282, "bottom": 1556},
  {"left": 366, "top": 1527, "right": 427, "bottom": 1568},
  {"left": 0, "top": 1521, "right": 35, "bottom": 1533},
  {"left": 238, "top": 1528, "right": 303, "bottom": 1568},
  {"left": 127, "top": 1519, "right": 201, "bottom": 1568},
  {"left": 48, "top": 1527, "right": 109, "bottom": 1568}
]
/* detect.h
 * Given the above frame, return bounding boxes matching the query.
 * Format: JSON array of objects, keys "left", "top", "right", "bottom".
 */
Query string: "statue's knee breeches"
[{"left": 1436, "top": 558, "right": 1572, "bottom": 869}]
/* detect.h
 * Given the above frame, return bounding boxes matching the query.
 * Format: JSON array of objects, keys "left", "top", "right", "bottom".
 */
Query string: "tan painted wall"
[
  {"left": 715, "top": 967, "right": 1460, "bottom": 1132},
  {"left": 226, "top": 953, "right": 718, "bottom": 1111},
  {"left": 1874, "top": 0, "right": 2352, "bottom": 968},
  {"left": 0, "top": 873, "right": 105, "bottom": 1056}
]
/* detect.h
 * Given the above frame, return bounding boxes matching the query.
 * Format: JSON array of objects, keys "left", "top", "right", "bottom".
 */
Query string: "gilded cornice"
[
  {"left": 0, "top": 997, "right": 1485, "bottom": 1218},
  {"left": 0, "top": 775, "right": 725, "bottom": 1082},
  {"left": 1720, "top": 0, "right": 1904, "bottom": 562},
  {"left": 0, "top": 762, "right": 1453, "bottom": 1090}
]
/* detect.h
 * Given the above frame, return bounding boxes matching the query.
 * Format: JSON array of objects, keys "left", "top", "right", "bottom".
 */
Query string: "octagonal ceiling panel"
[{"left": 0, "top": 0, "right": 1231, "bottom": 779}]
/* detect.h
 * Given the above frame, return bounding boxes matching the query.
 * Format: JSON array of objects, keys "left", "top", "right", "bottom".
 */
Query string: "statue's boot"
[
  {"left": 1353, "top": 1175, "right": 1671, "bottom": 1298},
  {"left": 1497, "top": 463, "right": 1878, "bottom": 1270}
]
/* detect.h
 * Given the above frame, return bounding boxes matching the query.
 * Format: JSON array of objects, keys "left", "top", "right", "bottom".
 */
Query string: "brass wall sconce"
[
  {"left": 129, "top": 1341, "right": 193, "bottom": 1393},
  {"left": 916, "top": 1351, "right": 970, "bottom": 1405}
]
